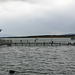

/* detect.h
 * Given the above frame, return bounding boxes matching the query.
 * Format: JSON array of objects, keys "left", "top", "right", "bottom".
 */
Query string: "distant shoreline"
[{"left": 1, "top": 34, "right": 75, "bottom": 38}]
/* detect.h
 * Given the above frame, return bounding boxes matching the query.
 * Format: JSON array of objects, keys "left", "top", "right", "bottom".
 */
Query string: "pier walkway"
[{"left": 0, "top": 40, "right": 75, "bottom": 46}]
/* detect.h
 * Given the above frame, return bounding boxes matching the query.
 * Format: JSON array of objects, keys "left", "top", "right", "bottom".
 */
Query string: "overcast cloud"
[{"left": 0, "top": 0, "right": 75, "bottom": 36}]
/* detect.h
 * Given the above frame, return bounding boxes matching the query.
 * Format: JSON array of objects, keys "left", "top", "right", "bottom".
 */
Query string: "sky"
[{"left": 0, "top": 0, "right": 75, "bottom": 36}]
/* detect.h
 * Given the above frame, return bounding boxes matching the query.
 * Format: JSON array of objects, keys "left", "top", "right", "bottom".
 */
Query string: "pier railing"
[{"left": 0, "top": 39, "right": 75, "bottom": 46}]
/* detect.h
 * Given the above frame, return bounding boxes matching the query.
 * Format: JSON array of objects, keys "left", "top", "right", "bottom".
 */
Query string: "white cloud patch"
[
  {"left": 0, "top": 0, "right": 75, "bottom": 36},
  {"left": 0, "top": 0, "right": 73, "bottom": 19}
]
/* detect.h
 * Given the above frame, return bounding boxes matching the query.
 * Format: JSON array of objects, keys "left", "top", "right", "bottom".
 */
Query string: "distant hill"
[
  {"left": 63, "top": 33, "right": 75, "bottom": 35},
  {"left": 0, "top": 33, "right": 75, "bottom": 38}
]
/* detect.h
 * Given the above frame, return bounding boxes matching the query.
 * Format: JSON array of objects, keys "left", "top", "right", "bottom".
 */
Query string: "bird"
[
  {"left": 0, "top": 29, "right": 2, "bottom": 32},
  {"left": 9, "top": 70, "right": 15, "bottom": 74}
]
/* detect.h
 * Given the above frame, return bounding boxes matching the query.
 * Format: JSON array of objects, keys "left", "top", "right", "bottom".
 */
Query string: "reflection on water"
[{"left": 0, "top": 46, "right": 75, "bottom": 75}]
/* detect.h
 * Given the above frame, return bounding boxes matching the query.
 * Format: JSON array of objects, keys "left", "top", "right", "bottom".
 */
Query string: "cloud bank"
[{"left": 0, "top": 0, "right": 75, "bottom": 36}]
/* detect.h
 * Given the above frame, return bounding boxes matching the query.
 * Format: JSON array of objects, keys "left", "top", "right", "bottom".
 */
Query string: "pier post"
[
  {"left": 51, "top": 41, "right": 53, "bottom": 46},
  {"left": 43, "top": 43, "right": 45, "bottom": 46},
  {"left": 15, "top": 43, "right": 16, "bottom": 46}
]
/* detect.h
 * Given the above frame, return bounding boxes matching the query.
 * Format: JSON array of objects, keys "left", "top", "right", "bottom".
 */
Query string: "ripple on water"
[{"left": 0, "top": 46, "right": 75, "bottom": 75}]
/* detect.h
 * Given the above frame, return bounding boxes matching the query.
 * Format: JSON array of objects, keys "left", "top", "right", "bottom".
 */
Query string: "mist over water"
[{"left": 0, "top": 46, "right": 75, "bottom": 75}]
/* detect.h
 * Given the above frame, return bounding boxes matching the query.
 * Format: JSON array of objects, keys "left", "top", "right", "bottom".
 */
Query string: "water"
[{"left": 0, "top": 46, "right": 75, "bottom": 75}]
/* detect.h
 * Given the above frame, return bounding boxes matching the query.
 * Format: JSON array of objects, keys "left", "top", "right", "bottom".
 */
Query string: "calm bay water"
[{"left": 0, "top": 46, "right": 75, "bottom": 75}]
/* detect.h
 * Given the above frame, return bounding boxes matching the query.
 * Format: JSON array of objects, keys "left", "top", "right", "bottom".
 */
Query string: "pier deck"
[{"left": 0, "top": 41, "right": 75, "bottom": 46}]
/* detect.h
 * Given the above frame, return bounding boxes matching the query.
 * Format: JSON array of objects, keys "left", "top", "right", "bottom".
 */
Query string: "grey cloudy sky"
[{"left": 0, "top": 0, "right": 75, "bottom": 36}]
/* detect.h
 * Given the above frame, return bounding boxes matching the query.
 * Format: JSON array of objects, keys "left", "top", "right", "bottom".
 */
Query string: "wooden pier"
[
  {"left": 0, "top": 40, "right": 75, "bottom": 46},
  {"left": 0, "top": 34, "right": 75, "bottom": 46}
]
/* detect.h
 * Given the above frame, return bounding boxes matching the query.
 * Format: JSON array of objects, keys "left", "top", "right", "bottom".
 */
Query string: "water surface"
[{"left": 0, "top": 46, "right": 75, "bottom": 75}]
